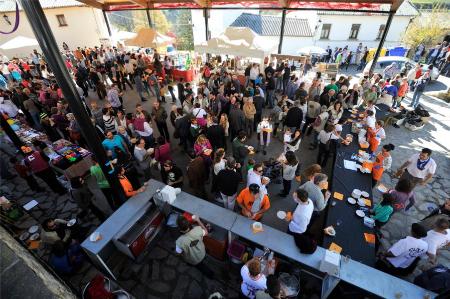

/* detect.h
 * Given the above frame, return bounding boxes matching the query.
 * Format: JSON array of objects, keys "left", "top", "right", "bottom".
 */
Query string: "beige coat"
[{"left": 243, "top": 102, "right": 256, "bottom": 120}]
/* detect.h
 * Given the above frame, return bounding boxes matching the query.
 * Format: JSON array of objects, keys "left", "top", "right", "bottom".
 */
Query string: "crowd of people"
[{"left": 0, "top": 42, "right": 448, "bottom": 298}]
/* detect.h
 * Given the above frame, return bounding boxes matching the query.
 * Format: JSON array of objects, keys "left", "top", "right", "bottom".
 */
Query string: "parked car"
[{"left": 363, "top": 56, "right": 440, "bottom": 81}]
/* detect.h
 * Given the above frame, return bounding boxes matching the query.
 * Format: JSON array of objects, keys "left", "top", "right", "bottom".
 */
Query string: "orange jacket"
[
  {"left": 398, "top": 82, "right": 409, "bottom": 97},
  {"left": 119, "top": 176, "right": 136, "bottom": 198},
  {"left": 236, "top": 188, "right": 270, "bottom": 220}
]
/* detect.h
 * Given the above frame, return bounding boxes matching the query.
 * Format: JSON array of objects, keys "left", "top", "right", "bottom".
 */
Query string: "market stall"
[
  {"left": 46, "top": 139, "right": 93, "bottom": 179},
  {"left": 172, "top": 68, "right": 195, "bottom": 82},
  {"left": 124, "top": 28, "right": 174, "bottom": 49},
  {"left": 6, "top": 117, "right": 48, "bottom": 145},
  {"left": 3, "top": 117, "right": 93, "bottom": 179},
  {"left": 194, "top": 27, "right": 277, "bottom": 74}
]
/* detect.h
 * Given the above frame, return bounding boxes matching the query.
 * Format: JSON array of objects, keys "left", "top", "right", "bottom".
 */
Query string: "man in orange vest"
[{"left": 236, "top": 184, "right": 270, "bottom": 221}]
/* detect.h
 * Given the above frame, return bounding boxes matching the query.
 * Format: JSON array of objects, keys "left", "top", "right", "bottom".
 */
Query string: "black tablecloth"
[{"left": 322, "top": 104, "right": 390, "bottom": 267}]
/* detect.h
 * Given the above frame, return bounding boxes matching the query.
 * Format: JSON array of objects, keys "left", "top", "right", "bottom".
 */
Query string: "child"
[
  {"left": 10, "top": 157, "right": 44, "bottom": 192},
  {"left": 256, "top": 116, "right": 273, "bottom": 155},
  {"left": 370, "top": 193, "right": 394, "bottom": 228},
  {"left": 283, "top": 128, "right": 292, "bottom": 152},
  {"left": 247, "top": 158, "right": 255, "bottom": 172}
]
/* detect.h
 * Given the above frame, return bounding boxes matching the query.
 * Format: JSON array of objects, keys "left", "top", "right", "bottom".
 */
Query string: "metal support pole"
[
  {"left": 204, "top": 8, "right": 210, "bottom": 41},
  {"left": 369, "top": 11, "right": 394, "bottom": 75},
  {"left": 0, "top": 115, "right": 23, "bottom": 150},
  {"left": 278, "top": 9, "right": 286, "bottom": 54},
  {"left": 146, "top": 9, "right": 153, "bottom": 28},
  {"left": 102, "top": 10, "right": 112, "bottom": 37},
  {"left": 19, "top": 0, "right": 125, "bottom": 202}
]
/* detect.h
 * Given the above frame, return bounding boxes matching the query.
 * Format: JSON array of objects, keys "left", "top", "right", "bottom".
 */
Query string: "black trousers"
[
  {"left": 317, "top": 143, "right": 331, "bottom": 167},
  {"left": 302, "top": 116, "right": 316, "bottom": 135},
  {"left": 282, "top": 179, "right": 292, "bottom": 195},
  {"left": 101, "top": 187, "right": 117, "bottom": 210},
  {"left": 254, "top": 112, "right": 262, "bottom": 131},
  {"left": 35, "top": 168, "right": 65, "bottom": 195},
  {"left": 24, "top": 175, "right": 43, "bottom": 191},
  {"left": 156, "top": 121, "right": 170, "bottom": 141},
  {"left": 376, "top": 257, "right": 419, "bottom": 277}
]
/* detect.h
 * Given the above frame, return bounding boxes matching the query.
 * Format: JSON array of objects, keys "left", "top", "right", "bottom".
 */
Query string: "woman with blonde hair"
[
  {"left": 211, "top": 148, "right": 226, "bottom": 197},
  {"left": 219, "top": 113, "right": 229, "bottom": 137},
  {"left": 301, "top": 164, "right": 322, "bottom": 184}
]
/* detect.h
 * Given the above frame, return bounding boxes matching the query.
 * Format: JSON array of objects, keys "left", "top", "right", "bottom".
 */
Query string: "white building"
[
  {"left": 0, "top": 0, "right": 110, "bottom": 58},
  {"left": 307, "top": 1, "right": 419, "bottom": 50},
  {"left": 192, "top": 0, "right": 419, "bottom": 55}
]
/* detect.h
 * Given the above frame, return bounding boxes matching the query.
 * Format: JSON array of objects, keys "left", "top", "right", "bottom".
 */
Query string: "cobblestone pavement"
[
  {"left": 1, "top": 79, "right": 449, "bottom": 297},
  {"left": 374, "top": 93, "right": 450, "bottom": 280}
]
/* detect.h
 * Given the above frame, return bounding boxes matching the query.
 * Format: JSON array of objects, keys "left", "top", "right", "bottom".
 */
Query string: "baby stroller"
[{"left": 263, "top": 158, "right": 282, "bottom": 184}]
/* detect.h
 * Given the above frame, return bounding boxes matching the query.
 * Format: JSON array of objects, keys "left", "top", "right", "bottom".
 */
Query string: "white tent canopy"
[
  {"left": 112, "top": 30, "right": 137, "bottom": 41},
  {"left": 194, "top": 27, "right": 277, "bottom": 60},
  {"left": 0, "top": 36, "right": 38, "bottom": 50},
  {"left": 297, "top": 46, "right": 327, "bottom": 56}
]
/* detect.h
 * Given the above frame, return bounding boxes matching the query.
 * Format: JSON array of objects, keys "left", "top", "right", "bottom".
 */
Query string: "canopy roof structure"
[
  {"left": 195, "top": 27, "right": 277, "bottom": 58},
  {"left": 77, "top": 0, "right": 405, "bottom": 13}
]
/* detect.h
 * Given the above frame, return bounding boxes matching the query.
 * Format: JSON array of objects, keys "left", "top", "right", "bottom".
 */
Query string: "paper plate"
[
  {"left": 357, "top": 199, "right": 366, "bottom": 207},
  {"left": 361, "top": 191, "right": 369, "bottom": 198},
  {"left": 67, "top": 219, "right": 77, "bottom": 227},
  {"left": 324, "top": 226, "right": 336, "bottom": 236},
  {"left": 28, "top": 225, "right": 39, "bottom": 234},
  {"left": 19, "top": 232, "right": 30, "bottom": 241},
  {"left": 252, "top": 222, "right": 263, "bottom": 230},
  {"left": 89, "top": 232, "right": 101, "bottom": 242},
  {"left": 30, "top": 233, "right": 40, "bottom": 241},
  {"left": 277, "top": 211, "right": 287, "bottom": 220},
  {"left": 356, "top": 210, "right": 365, "bottom": 217},
  {"left": 347, "top": 197, "right": 356, "bottom": 205}
]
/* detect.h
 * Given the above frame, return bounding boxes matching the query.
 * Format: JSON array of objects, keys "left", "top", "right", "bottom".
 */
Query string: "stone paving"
[
  {"left": 1, "top": 75, "right": 450, "bottom": 297},
  {"left": 374, "top": 93, "right": 450, "bottom": 280}
]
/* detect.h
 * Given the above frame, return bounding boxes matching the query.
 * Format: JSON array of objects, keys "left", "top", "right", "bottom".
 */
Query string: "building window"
[
  {"left": 56, "top": 14, "right": 67, "bottom": 27},
  {"left": 376, "top": 24, "right": 386, "bottom": 40},
  {"left": 349, "top": 24, "right": 361, "bottom": 39},
  {"left": 320, "top": 24, "right": 331, "bottom": 39}
]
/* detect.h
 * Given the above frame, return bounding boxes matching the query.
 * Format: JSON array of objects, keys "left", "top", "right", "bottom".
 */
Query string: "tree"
[
  {"left": 149, "top": 10, "right": 171, "bottom": 34},
  {"left": 173, "top": 10, "right": 194, "bottom": 51},
  {"left": 402, "top": 12, "right": 448, "bottom": 50}
]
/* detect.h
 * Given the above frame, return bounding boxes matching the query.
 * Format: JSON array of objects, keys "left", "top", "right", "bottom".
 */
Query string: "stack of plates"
[{"left": 356, "top": 210, "right": 365, "bottom": 217}]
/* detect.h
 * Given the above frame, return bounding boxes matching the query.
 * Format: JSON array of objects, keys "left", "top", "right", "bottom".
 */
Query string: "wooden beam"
[
  {"left": 129, "top": 0, "right": 148, "bottom": 7},
  {"left": 278, "top": 0, "right": 291, "bottom": 8},
  {"left": 192, "top": 0, "right": 210, "bottom": 8},
  {"left": 390, "top": 0, "right": 405, "bottom": 12},
  {"left": 77, "top": 0, "right": 104, "bottom": 9}
]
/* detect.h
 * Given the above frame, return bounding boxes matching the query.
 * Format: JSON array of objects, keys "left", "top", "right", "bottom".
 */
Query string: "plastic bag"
[{"left": 279, "top": 272, "right": 300, "bottom": 297}]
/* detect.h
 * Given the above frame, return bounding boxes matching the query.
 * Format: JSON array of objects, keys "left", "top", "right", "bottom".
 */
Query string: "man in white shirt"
[
  {"left": 288, "top": 189, "right": 314, "bottom": 235},
  {"left": 396, "top": 148, "right": 437, "bottom": 189},
  {"left": 423, "top": 218, "right": 450, "bottom": 264},
  {"left": 365, "top": 110, "right": 376, "bottom": 129},
  {"left": 241, "top": 258, "right": 267, "bottom": 299},
  {"left": 247, "top": 163, "right": 269, "bottom": 195},
  {"left": 377, "top": 223, "right": 428, "bottom": 276}
]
